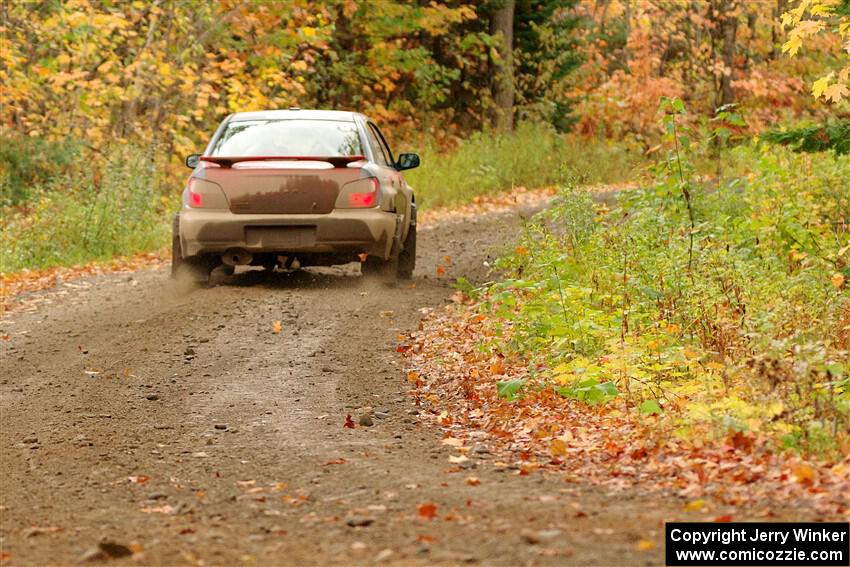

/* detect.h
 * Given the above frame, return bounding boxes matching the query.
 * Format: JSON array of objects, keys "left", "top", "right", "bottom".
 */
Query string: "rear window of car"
[{"left": 210, "top": 119, "right": 363, "bottom": 157}]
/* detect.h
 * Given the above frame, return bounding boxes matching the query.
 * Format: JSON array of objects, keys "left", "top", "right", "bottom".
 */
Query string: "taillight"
[
  {"left": 347, "top": 177, "right": 379, "bottom": 208},
  {"left": 186, "top": 177, "right": 228, "bottom": 209}
]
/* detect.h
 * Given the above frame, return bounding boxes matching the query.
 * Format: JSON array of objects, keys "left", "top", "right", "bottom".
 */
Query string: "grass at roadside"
[
  {"left": 406, "top": 122, "right": 642, "bottom": 209},
  {"left": 1, "top": 143, "right": 174, "bottom": 273}
]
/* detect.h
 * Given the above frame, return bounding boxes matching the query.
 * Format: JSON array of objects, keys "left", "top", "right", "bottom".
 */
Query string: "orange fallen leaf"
[
  {"left": 465, "top": 477, "right": 480, "bottom": 486},
  {"left": 323, "top": 458, "right": 347, "bottom": 466},
  {"left": 714, "top": 515, "right": 734, "bottom": 523},
  {"left": 792, "top": 463, "right": 815, "bottom": 485},
  {"left": 417, "top": 502, "right": 438, "bottom": 520},
  {"left": 636, "top": 539, "right": 656, "bottom": 551},
  {"left": 128, "top": 475, "right": 150, "bottom": 484},
  {"left": 272, "top": 321, "right": 282, "bottom": 334},
  {"left": 832, "top": 273, "right": 845, "bottom": 289},
  {"left": 435, "top": 265, "right": 446, "bottom": 277},
  {"left": 489, "top": 358, "right": 505, "bottom": 375},
  {"left": 549, "top": 439, "right": 567, "bottom": 457},
  {"left": 416, "top": 534, "right": 435, "bottom": 544}
]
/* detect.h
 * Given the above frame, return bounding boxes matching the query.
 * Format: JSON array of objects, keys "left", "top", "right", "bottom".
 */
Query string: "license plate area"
[{"left": 245, "top": 226, "right": 317, "bottom": 248}]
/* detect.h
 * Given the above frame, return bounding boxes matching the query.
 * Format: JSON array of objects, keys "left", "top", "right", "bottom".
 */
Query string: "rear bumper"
[{"left": 179, "top": 208, "right": 399, "bottom": 259}]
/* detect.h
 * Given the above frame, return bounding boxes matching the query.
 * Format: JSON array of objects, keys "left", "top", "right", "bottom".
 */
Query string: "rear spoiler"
[{"left": 199, "top": 156, "right": 367, "bottom": 168}]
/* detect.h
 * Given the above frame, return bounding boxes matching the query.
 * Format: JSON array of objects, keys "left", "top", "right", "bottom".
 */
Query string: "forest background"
[{"left": 0, "top": 0, "right": 847, "bottom": 271}]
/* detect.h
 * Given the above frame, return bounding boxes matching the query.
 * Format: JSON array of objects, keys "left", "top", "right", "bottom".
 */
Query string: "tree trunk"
[
  {"left": 708, "top": 0, "right": 738, "bottom": 109},
  {"left": 489, "top": 0, "right": 515, "bottom": 131},
  {"left": 719, "top": 7, "right": 737, "bottom": 107}
]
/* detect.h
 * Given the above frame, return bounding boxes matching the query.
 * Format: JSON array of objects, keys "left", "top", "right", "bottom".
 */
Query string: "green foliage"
[
  {"left": 405, "top": 121, "right": 641, "bottom": 208},
  {"left": 762, "top": 120, "right": 850, "bottom": 155},
  {"left": 477, "top": 103, "right": 850, "bottom": 456},
  {"left": 0, "top": 135, "right": 82, "bottom": 205},
  {"left": 0, "top": 143, "right": 174, "bottom": 272},
  {"left": 496, "top": 379, "right": 526, "bottom": 400},
  {"left": 557, "top": 378, "right": 618, "bottom": 404}
]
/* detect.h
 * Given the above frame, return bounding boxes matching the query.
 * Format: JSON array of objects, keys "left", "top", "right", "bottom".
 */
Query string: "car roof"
[{"left": 227, "top": 109, "right": 361, "bottom": 122}]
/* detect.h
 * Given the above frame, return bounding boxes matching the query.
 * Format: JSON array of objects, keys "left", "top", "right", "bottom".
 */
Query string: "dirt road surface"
[{"left": 2, "top": 206, "right": 684, "bottom": 566}]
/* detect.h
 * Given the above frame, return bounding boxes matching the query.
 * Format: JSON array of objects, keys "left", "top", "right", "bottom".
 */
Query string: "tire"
[
  {"left": 170, "top": 215, "right": 183, "bottom": 279},
  {"left": 171, "top": 215, "right": 212, "bottom": 284},
  {"left": 397, "top": 220, "right": 416, "bottom": 280}
]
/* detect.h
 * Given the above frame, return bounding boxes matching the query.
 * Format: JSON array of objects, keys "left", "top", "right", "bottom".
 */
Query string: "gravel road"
[{"left": 1, "top": 206, "right": 675, "bottom": 566}]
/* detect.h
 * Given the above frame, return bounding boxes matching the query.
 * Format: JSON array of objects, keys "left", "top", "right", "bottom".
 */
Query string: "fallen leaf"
[
  {"left": 465, "top": 477, "right": 480, "bottom": 486},
  {"left": 832, "top": 273, "right": 845, "bottom": 288},
  {"left": 792, "top": 463, "right": 815, "bottom": 485},
  {"left": 685, "top": 499, "right": 705, "bottom": 511},
  {"left": 128, "top": 475, "right": 150, "bottom": 485},
  {"left": 416, "top": 534, "right": 435, "bottom": 544},
  {"left": 714, "top": 515, "right": 734, "bottom": 522},
  {"left": 489, "top": 358, "right": 505, "bottom": 375},
  {"left": 549, "top": 439, "right": 567, "bottom": 457},
  {"left": 358, "top": 253, "right": 368, "bottom": 262},
  {"left": 417, "top": 502, "right": 438, "bottom": 520},
  {"left": 323, "top": 458, "right": 347, "bottom": 466},
  {"left": 344, "top": 414, "right": 355, "bottom": 429},
  {"left": 272, "top": 321, "right": 282, "bottom": 334},
  {"left": 636, "top": 539, "right": 656, "bottom": 551},
  {"left": 448, "top": 455, "right": 469, "bottom": 464},
  {"left": 436, "top": 265, "right": 446, "bottom": 277}
]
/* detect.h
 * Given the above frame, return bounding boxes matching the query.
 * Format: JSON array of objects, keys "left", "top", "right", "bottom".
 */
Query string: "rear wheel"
[
  {"left": 171, "top": 215, "right": 212, "bottom": 285},
  {"left": 170, "top": 215, "right": 183, "bottom": 279},
  {"left": 397, "top": 221, "right": 416, "bottom": 280}
]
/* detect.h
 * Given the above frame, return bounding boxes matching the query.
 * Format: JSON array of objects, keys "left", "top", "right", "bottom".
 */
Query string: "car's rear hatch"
[{"left": 199, "top": 156, "right": 366, "bottom": 214}]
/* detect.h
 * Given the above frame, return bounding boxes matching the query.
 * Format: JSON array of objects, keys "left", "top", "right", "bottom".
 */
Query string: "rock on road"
[{"left": 1, "top": 205, "right": 671, "bottom": 566}]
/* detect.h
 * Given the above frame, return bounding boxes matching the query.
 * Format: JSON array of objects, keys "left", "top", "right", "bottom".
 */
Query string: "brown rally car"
[{"left": 172, "top": 109, "right": 419, "bottom": 283}]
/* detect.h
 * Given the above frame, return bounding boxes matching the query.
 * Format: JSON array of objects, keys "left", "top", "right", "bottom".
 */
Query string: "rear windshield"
[{"left": 210, "top": 119, "right": 363, "bottom": 156}]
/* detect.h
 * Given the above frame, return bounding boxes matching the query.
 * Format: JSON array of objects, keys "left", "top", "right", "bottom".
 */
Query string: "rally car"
[{"left": 172, "top": 109, "right": 419, "bottom": 283}]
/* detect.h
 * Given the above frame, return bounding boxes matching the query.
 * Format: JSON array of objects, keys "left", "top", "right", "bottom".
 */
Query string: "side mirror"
[
  {"left": 185, "top": 153, "right": 201, "bottom": 169},
  {"left": 395, "top": 152, "right": 420, "bottom": 171}
]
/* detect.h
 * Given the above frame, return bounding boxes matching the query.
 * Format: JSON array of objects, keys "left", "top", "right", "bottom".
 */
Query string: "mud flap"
[{"left": 389, "top": 214, "right": 404, "bottom": 259}]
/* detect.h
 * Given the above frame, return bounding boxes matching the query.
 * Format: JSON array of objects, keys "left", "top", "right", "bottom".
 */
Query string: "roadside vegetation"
[{"left": 456, "top": 102, "right": 849, "bottom": 459}]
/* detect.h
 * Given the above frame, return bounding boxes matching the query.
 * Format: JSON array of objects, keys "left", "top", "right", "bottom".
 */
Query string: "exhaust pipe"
[{"left": 222, "top": 248, "right": 253, "bottom": 266}]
